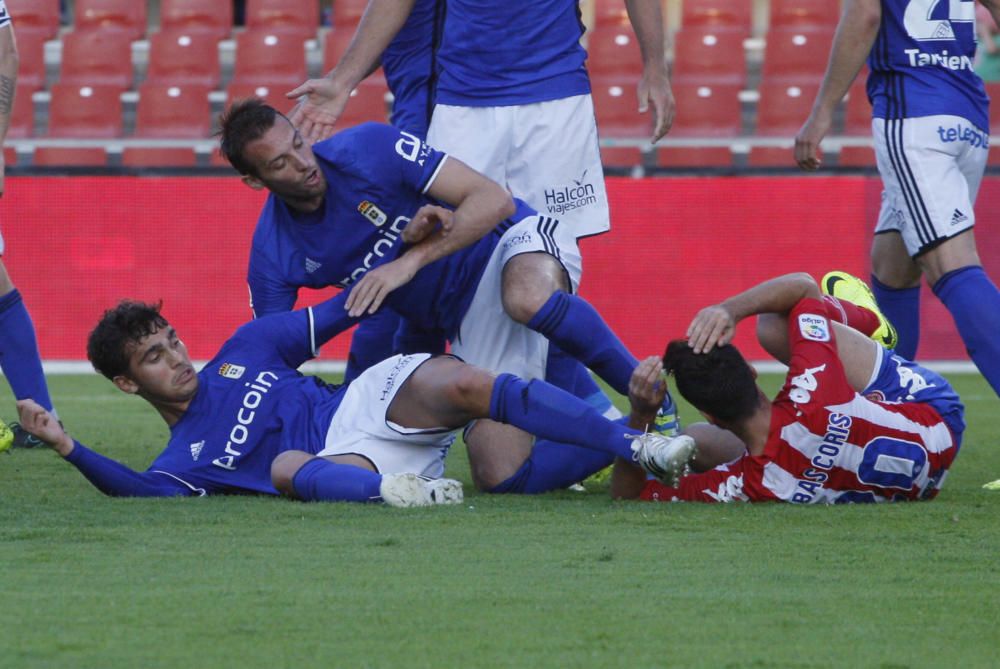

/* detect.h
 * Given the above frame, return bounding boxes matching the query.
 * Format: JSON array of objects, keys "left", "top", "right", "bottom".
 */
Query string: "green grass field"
[{"left": 2, "top": 373, "right": 999, "bottom": 668}]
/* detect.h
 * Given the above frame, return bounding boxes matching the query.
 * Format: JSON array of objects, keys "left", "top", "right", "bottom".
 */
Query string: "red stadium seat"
[
  {"left": 586, "top": 26, "right": 643, "bottom": 79},
  {"left": 145, "top": 30, "right": 221, "bottom": 88},
  {"left": 837, "top": 146, "right": 876, "bottom": 167},
  {"left": 47, "top": 83, "right": 122, "bottom": 138},
  {"left": 761, "top": 29, "right": 834, "bottom": 84},
  {"left": 670, "top": 83, "right": 742, "bottom": 136},
  {"left": 755, "top": 81, "right": 819, "bottom": 136},
  {"left": 3, "top": 146, "right": 16, "bottom": 167},
  {"left": 989, "top": 146, "right": 1000, "bottom": 166},
  {"left": 6, "top": 0, "right": 60, "bottom": 39},
  {"left": 986, "top": 82, "right": 1000, "bottom": 130},
  {"left": 59, "top": 29, "right": 133, "bottom": 90},
  {"left": 13, "top": 29, "right": 47, "bottom": 90},
  {"left": 656, "top": 146, "right": 732, "bottom": 167},
  {"left": 323, "top": 29, "right": 352, "bottom": 71},
  {"left": 332, "top": 0, "right": 367, "bottom": 28},
  {"left": 231, "top": 30, "right": 308, "bottom": 90},
  {"left": 74, "top": 0, "right": 147, "bottom": 40},
  {"left": 121, "top": 147, "right": 198, "bottom": 167},
  {"left": 671, "top": 27, "right": 747, "bottom": 85},
  {"left": 226, "top": 80, "right": 298, "bottom": 114},
  {"left": 8, "top": 85, "right": 36, "bottom": 138},
  {"left": 336, "top": 80, "right": 390, "bottom": 128},
  {"left": 746, "top": 146, "right": 795, "bottom": 167},
  {"left": 245, "top": 0, "right": 318, "bottom": 40},
  {"left": 134, "top": 84, "right": 212, "bottom": 138},
  {"left": 33, "top": 147, "right": 108, "bottom": 166},
  {"left": 591, "top": 76, "right": 650, "bottom": 166},
  {"left": 769, "top": 0, "right": 841, "bottom": 29},
  {"left": 160, "top": 0, "right": 233, "bottom": 40},
  {"left": 592, "top": 0, "right": 630, "bottom": 29},
  {"left": 682, "top": 0, "right": 752, "bottom": 31},
  {"left": 843, "top": 82, "right": 872, "bottom": 135}
]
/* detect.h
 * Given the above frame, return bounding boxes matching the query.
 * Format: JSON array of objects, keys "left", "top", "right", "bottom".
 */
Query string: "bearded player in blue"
[
  {"left": 14, "top": 295, "right": 691, "bottom": 506},
  {"left": 223, "top": 99, "right": 680, "bottom": 495}
]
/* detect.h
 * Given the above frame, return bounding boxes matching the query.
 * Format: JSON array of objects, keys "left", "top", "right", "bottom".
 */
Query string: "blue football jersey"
[
  {"left": 146, "top": 310, "right": 348, "bottom": 495},
  {"left": 868, "top": 0, "right": 989, "bottom": 131},
  {"left": 435, "top": 0, "right": 590, "bottom": 106},
  {"left": 248, "top": 123, "right": 449, "bottom": 315},
  {"left": 382, "top": 0, "right": 443, "bottom": 137}
]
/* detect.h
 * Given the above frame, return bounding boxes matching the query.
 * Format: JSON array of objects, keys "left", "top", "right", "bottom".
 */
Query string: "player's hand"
[
  {"left": 794, "top": 108, "right": 832, "bottom": 171},
  {"left": 686, "top": 304, "right": 736, "bottom": 354},
  {"left": 401, "top": 205, "right": 454, "bottom": 244},
  {"left": 639, "top": 65, "right": 675, "bottom": 142},
  {"left": 16, "top": 399, "right": 74, "bottom": 457},
  {"left": 345, "top": 257, "right": 418, "bottom": 317},
  {"left": 286, "top": 77, "right": 351, "bottom": 144},
  {"left": 628, "top": 356, "right": 667, "bottom": 426}
]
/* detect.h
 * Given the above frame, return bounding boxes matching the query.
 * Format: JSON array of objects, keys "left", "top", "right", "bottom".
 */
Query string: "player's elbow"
[
  {"left": 490, "top": 187, "right": 516, "bottom": 222},
  {"left": 846, "top": 0, "right": 881, "bottom": 33}
]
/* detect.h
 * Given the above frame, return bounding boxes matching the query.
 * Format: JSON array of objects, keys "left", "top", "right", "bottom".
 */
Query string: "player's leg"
[
  {"left": 870, "top": 231, "right": 922, "bottom": 359},
  {"left": 0, "top": 256, "right": 56, "bottom": 418}
]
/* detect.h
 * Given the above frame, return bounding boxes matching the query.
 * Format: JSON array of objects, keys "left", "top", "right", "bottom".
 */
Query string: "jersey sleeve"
[
  {"left": 64, "top": 442, "right": 202, "bottom": 497},
  {"left": 638, "top": 457, "right": 767, "bottom": 503},
  {"left": 322, "top": 123, "right": 448, "bottom": 195},
  {"left": 247, "top": 240, "right": 298, "bottom": 317},
  {"left": 774, "top": 297, "right": 856, "bottom": 410}
]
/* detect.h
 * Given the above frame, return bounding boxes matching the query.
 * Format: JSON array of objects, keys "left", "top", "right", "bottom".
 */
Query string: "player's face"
[
  {"left": 241, "top": 117, "right": 327, "bottom": 209},
  {"left": 118, "top": 326, "right": 198, "bottom": 404}
]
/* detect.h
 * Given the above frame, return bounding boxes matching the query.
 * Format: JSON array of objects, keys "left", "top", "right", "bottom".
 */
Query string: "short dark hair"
[
  {"left": 217, "top": 98, "right": 281, "bottom": 176},
  {"left": 662, "top": 339, "right": 760, "bottom": 423},
  {"left": 87, "top": 301, "right": 169, "bottom": 380}
]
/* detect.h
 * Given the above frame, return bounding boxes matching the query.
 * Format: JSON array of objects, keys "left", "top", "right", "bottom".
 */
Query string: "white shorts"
[
  {"left": 427, "top": 94, "right": 610, "bottom": 238},
  {"left": 872, "top": 115, "right": 987, "bottom": 257},
  {"left": 317, "top": 353, "right": 455, "bottom": 477},
  {"left": 450, "top": 215, "right": 583, "bottom": 381}
]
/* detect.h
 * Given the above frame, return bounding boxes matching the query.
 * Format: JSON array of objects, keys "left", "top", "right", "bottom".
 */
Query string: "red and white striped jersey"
[{"left": 642, "top": 299, "right": 960, "bottom": 504}]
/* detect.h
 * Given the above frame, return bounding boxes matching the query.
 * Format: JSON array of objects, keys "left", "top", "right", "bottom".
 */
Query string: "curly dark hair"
[
  {"left": 87, "top": 301, "right": 169, "bottom": 380},
  {"left": 217, "top": 97, "right": 282, "bottom": 176},
  {"left": 662, "top": 339, "right": 760, "bottom": 423}
]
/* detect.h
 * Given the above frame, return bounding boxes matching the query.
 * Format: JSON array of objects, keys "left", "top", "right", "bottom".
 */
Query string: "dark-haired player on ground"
[
  {"left": 220, "top": 99, "right": 678, "bottom": 494},
  {"left": 612, "top": 272, "right": 964, "bottom": 504},
  {"left": 15, "top": 295, "right": 692, "bottom": 506}
]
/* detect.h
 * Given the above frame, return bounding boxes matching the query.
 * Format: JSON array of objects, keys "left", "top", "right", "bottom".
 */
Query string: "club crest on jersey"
[
  {"left": 219, "top": 363, "right": 245, "bottom": 379},
  {"left": 798, "top": 314, "right": 830, "bottom": 342},
  {"left": 358, "top": 200, "right": 388, "bottom": 227}
]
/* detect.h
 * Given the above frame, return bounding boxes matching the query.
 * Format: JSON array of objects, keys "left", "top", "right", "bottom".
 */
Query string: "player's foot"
[
  {"left": 379, "top": 473, "right": 464, "bottom": 508},
  {"left": 629, "top": 433, "right": 697, "bottom": 487},
  {"left": 653, "top": 390, "right": 681, "bottom": 438},
  {"left": 8, "top": 422, "right": 45, "bottom": 449},
  {"left": 822, "top": 270, "right": 899, "bottom": 349}
]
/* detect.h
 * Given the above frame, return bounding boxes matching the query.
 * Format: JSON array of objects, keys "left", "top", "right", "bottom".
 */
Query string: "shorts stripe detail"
[
  {"left": 307, "top": 306, "right": 318, "bottom": 357},
  {"left": 536, "top": 217, "right": 561, "bottom": 260},
  {"left": 885, "top": 117, "right": 936, "bottom": 247}
]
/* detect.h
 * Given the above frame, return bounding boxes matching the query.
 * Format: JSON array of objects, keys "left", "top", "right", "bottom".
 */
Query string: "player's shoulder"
[{"left": 315, "top": 123, "right": 405, "bottom": 159}]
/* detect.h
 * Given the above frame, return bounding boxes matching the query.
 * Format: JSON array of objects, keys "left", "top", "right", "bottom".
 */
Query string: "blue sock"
[
  {"left": 488, "top": 439, "right": 615, "bottom": 494},
  {"left": 871, "top": 274, "right": 921, "bottom": 359},
  {"left": 291, "top": 458, "right": 384, "bottom": 503},
  {"left": 489, "top": 373, "right": 638, "bottom": 460},
  {"left": 526, "top": 291, "right": 636, "bottom": 396},
  {"left": 544, "top": 344, "right": 620, "bottom": 417},
  {"left": 932, "top": 265, "right": 1000, "bottom": 396},
  {"left": 0, "top": 289, "right": 54, "bottom": 413},
  {"left": 344, "top": 308, "right": 401, "bottom": 382}
]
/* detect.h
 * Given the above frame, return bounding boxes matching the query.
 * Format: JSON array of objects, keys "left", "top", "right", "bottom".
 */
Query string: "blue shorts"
[{"left": 863, "top": 346, "right": 966, "bottom": 448}]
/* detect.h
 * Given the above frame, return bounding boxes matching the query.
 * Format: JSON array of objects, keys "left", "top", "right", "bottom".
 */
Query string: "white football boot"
[{"left": 379, "top": 473, "right": 464, "bottom": 507}]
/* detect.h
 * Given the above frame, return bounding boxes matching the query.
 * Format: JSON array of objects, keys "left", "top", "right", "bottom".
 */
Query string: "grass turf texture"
[{"left": 1, "top": 373, "right": 999, "bottom": 668}]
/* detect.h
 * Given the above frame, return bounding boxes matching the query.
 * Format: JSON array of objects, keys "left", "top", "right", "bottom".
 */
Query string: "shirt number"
[{"left": 904, "top": 0, "right": 975, "bottom": 41}]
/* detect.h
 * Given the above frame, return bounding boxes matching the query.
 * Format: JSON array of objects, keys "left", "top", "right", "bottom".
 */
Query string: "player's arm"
[
  {"left": 980, "top": 0, "right": 1000, "bottom": 28},
  {"left": 794, "top": 0, "right": 881, "bottom": 171},
  {"left": 624, "top": 0, "right": 675, "bottom": 141},
  {"left": 287, "top": 0, "right": 417, "bottom": 142},
  {"left": 686, "top": 272, "right": 821, "bottom": 353},
  {"left": 345, "top": 157, "right": 515, "bottom": 317},
  {"left": 247, "top": 248, "right": 299, "bottom": 317},
  {"left": 0, "top": 6, "right": 19, "bottom": 198},
  {"left": 16, "top": 400, "right": 196, "bottom": 497}
]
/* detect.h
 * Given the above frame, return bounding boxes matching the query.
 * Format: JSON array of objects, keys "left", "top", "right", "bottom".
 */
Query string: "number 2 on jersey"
[{"left": 904, "top": 0, "right": 975, "bottom": 41}]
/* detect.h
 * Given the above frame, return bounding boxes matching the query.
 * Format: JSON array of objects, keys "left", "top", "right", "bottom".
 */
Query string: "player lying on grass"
[
  {"left": 15, "top": 294, "right": 693, "bottom": 507},
  {"left": 220, "top": 99, "right": 678, "bottom": 494},
  {"left": 611, "top": 272, "right": 964, "bottom": 504}
]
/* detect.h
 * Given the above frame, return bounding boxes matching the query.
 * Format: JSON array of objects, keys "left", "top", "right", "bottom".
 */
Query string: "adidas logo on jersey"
[
  {"left": 190, "top": 441, "right": 205, "bottom": 461},
  {"left": 305, "top": 257, "right": 322, "bottom": 273},
  {"left": 219, "top": 363, "right": 245, "bottom": 379},
  {"left": 951, "top": 209, "right": 968, "bottom": 225}
]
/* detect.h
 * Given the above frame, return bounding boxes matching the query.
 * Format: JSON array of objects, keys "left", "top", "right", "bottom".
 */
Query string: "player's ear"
[
  {"left": 112, "top": 375, "right": 140, "bottom": 395},
  {"left": 241, "top": 173, "right": 266, "bottom": 191},
  {"left": 698, "top": 410, "right": 717, "bottom": 425}
]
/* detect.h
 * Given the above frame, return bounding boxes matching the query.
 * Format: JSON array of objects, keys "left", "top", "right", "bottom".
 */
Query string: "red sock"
[{"left": 822, "top": 295, "right": 880, "bottom": 337}]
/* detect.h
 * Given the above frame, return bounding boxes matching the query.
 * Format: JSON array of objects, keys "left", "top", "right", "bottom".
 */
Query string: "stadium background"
[{"left": 3, "top": 0, "right": 999, "bottom": 366}]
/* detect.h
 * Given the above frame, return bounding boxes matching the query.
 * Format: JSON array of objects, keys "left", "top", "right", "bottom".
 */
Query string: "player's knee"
[
  {"left": 501, "top": 254, "right": 568, "bottom": 324},
  {"left": 271, "top": 450, "right": 315, "bottom": 496},
  {"left": 442, "top": 364, "right": 494, "bottom": 413}
]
